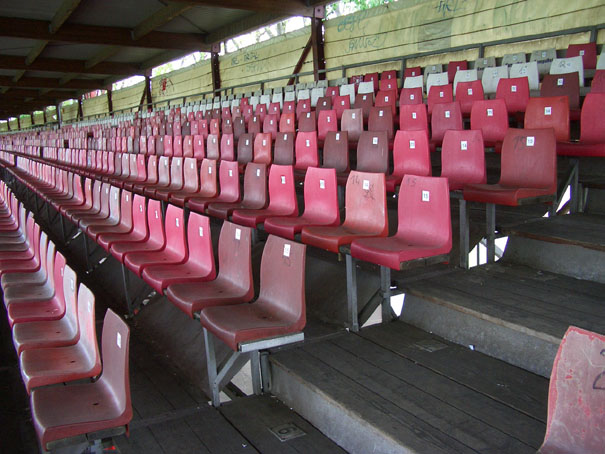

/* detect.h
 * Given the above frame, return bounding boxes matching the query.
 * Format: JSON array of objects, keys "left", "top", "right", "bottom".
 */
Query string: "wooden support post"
[
  {"left": 211, "top": 43, "right": 221, "bottom": 94},
  {"left": 288, "top": 36, "right": 312, "bottom": 85},
  {"left": 107, "top": 88, "right": 113, "bottom": 116},
  {"left": 311, "top": 6, "right": 325, "bottom": 82}
]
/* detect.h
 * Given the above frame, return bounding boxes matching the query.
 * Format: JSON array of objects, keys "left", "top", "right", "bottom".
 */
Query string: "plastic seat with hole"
[
  {"left": 20, "top": 282, "right": 102, "bottom": 394},
  {"left": 386, "top": 130, "right": 431, "bottom": 192},
  {"left": 302, "top": 171, "right": 388, "bottom": 253},
  {"left": 188, "top": 160, "right": 239, "bottom": 213},
  {"left": 200, "top": 234, "right": 306, "bottom": 351},
  {"left": 98, "top": 194, "right": 147, "bottom": 252},
  {"left": 141, "top": 213, "right": 216, "bottom": 293},
  {"left": 351, "top": 175, "right": 452, "bottom": 270},
  {"left": 207, "top": 163, "right": 267, "bottom": 220},
  {"left": 557, "top": 93, "right": 605, "bottom": 157},
  {"left": 30, "top": 309, "right": 132, "bottom": 452},
  {"left": 524, "top": 96, "right": 570, "bottom": 142},
  {"left": 441, "top": 129, "right": 487, "bottom": 190},
  {"left": 166, "top": 222, "right": 254, "bottom": 318},
  {"left": 232, "top": 165, "right": 298, "bottom": 228},
  {"left": 470, "top": 99, "right": 508, "bottom": 149},
  {"left": 265, "top": 167, "right": 340, "bottom": 240}
]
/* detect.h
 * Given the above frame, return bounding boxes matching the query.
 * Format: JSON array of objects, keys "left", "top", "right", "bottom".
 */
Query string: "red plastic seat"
[
  {"left": 220, "top": 133, "right": 235, "bottom": 161},
  {"left": 541, "top": 73, "right": 580, "bottom": 112},
  {"left": 537, "top": 326, "right": 605, "bottom": 454},
  {"left": 524, "top": 96, "right": 570, "bottom": 142},
  {"left": 333, "top": 95, "right": 351, "bottom": 120},
  {"left": 141, "top": 156, "right": 170, "bottom": 197},
  {"left": 566, "top": 42, "right": 597, "bottom": 69},
  {"left": 124, "top": 204, "right": 185, "bottom": 277},
  {"left": 356, "top": 130, "right": 389, "bottom": 175},
  {"left": 141, "top": 213, "right": 216, "bottom": 293},
  {"left": 263, "top": 114, "right": 278, "bottom": 140},
  {"left": 168, "top": 157, "right": 200, "bottom": 206},
  {"left": 341, "top": 108, "right": 363, "bottom": 145},
  {"left": 188, "top": 160, "right": 239, "bottom": 213},
  {"left": 20, "top": 282, "right": 102, "bottom": 394},
  {"left": 98, "top": 194, "right": 146, "bottom": 252},
  {"left": 441, "top": 129, "right": 487, "bottom": 190},
  {"left": 557, "top": 93, "right": 605, "bottom": 157},
  {"left": 431, "top": 101, "right": 463, "bottom": 145},
  {"left": 155, "top": 157, "right": 186, "bottom": 201},
  {"left": 470, "top": 99, "right": 508, "bottom": 148},
  {"left": 294, "top": 131, "right": 319, "bottom": 174},
  {"left": 200, "top": 234, "right": 306, "bottom": 352},
  {"left": 447, "top": 60, "right": 468, "bottom": 83},
  {"left": 322, "top": 131, "right": 350, "bottom": 174},
  {"left": 296, "top": 99, "right": 311, "bottom": 119},
  {"left": 464, "top": 128, "right": 557, "bottom": 206},
  {"left": 1, "top": 226, "right": 50, "bottom": 290},
  {"left": 386, "top": 130, "right": 431, "bottom": 192},
  {"left": 496, "top": 77, "right": 530, "bottom": 114},
  {"left": 353, "top": 93, "right": 373, "bottom": 123},
  {"left": 317, "top": 109, "right": 337, "bottom": 143},
  {"left": 279, "top": 113, "right": 296, "bottom": 133},
  {"left": 253, "top": 132, "right": 272, "bottom": 165},
  {"left": 455, "top": 80, "right": 484, "bottom": 115},
  {"left": 110, "top": 199, "right": 164, "bottom": 263},
  {"left": 274, "top": 132, "right": 295, "bottom": 165},
  {"left": 298, "top": 111, "right": 316, "bottom": 132},
  {"left": 265, "top": 167, "right": 340, "bottom": 240},
  {"left": 237, "top": 133, "right": 254, "bottom": 170},
  {"left": 12, "top": 264, "right": 78, "bottom": 355},
  {"left": 404, "top": 66, "right": 422, "bottom": 78},
  {"left": 591, "top": 70, "right": 605, "bottom": 93},
  {"left": 427, "top": 84, "right": 453, "bottom": 115},
  {"left": 233, "top": 117, "right": 246, "bottom": 141},
  {"left": 375, "top": 90, "right": 397, "bottom": 118},
  {"left": 232, "top": 164, "right": 298, "bottom": 228},
  {"left": 400, "top": 87, "right": 423, "bottom": 105},
  {"left": 0, "top": 222, "right": 42, "bottom": 277},
  {"left": 399, "top": 104, "right": 428, "bottom": 132},
  {"left": 65, "top": 180, "right": 102, "bottom": 222},
  {"left": 316, "top": 96, "right": 332, "bottom": 113},
  {"left": 351, "top": 175, "right": 452, "bottom": 270},
  {"left": 207, "top": 163, "right": 267, "bottom": 220},
  {"left": 302, "top": 171, "right": 388, "bottom": 253},
  {"left": 30, "top": 309, "right": 132, "bottom": 452},
  {"left": 131, "top": 155, "right": 158, "bottom": 194},
  {"left": 192, "top": 135, "right": 205, "bottom": 159},
  {"left": 206, "top": 134, "right": 220, "bottom": 160},
  {"left": 166, "top": 222, "right": 253, "bottom": 318},
  {"left": 368, "top": 106, "right": 394, "bottom": 140}
]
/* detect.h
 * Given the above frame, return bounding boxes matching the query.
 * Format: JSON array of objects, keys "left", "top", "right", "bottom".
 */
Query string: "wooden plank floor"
[
  {"left": 271, "top": 322, "right": 549, "bottom": 454},
  {"left": 403, "top": 261, "right": 605, "bottom": 341}
]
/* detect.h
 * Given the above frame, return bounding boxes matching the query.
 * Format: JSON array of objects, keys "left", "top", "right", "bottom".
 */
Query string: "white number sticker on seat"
[
  {"left": 511, "top": 85, "right": 517, "bottom": 93},
  {"left": 306, "top": 139, "right": 310, "bottom": 147},
  {"left": 422, "top": 190, "right": 430, "bottom": 202},
  {"left": 363, "top": 179, "right": 370, "bottom": 190},
  {"left": 229, "top": 169, "right": 233, "bottom": 177},
  {"left": 235, "top": 228, "right": 241, "bottom": 240},
  {"left": 409, "top": 140, "right": 416, "bottom": 149},
  {"left": 199, "top": 226, "right": 203, "bottom": 237},
  {"left": 461, "top": 140, "right": 468, "bottom": 150},
  {"left": 352, "top": 113, "right": 356, "bottom": 119},
  {"left": 526, "top": 136, "right": 535, "bottom": 147},
  {"left": 336, "top": 133, "right": 340, "bottom": 140},
  {"left": 410, "top": 94, "right": 415, "bottom": 100},
  {"left": 117, "top": 332, "right": 122, "bottom": 349},
  {"left": 544, "top": 107, "right": 552, "bottom": 116},
  {"left": 445, "top": 111, "right": 451, "bottom": 118},
  {"left": 176, "top": 218, "right": 179, "bottom": 227},
  {"left": 379, "top": 111, "right": 384, "bottom": 117},
  {"left": 283, "top": 244, "right": 290, "bottom": 257},
  {"left": 412, "top": 112, "right": 417, "bottom": 119},
  {"left": 487, "top": 108, "right": 494, "bottom": 117},
  {"left": 281, "top": 176, "right": 286, "bottom": 184},
  {"left": 439, "top": 91, "right": 444, "bottom": 98},
  {"left": 319, "top": 179, "right": 325, "bottom": 189},
  {"left": 372, "top": 137, "right": 378, "bottom": 145},
  {"left": 467, "top": 88, "right": 473, "bottom": 95}
]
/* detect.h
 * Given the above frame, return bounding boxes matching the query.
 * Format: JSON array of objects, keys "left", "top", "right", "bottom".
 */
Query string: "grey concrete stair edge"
[
  {"left": 400, "top": 294, "right": 559, "bottom": 377},
  {"left": 503, "top": 236, "right": 605, "bottom": 284},
  {"left": 270, "top": 359, "right": 418, "bottom": 454}
]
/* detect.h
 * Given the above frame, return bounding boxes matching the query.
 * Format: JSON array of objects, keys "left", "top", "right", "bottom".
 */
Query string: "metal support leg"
[
  {"left": 250, "top": 350, "right": 262, "bottom": 396},
  {"left": 121, "top": 264, "right": 133, "bottom": 315},
  {"left": 570, "top": 159, "right": 580, "bottom": 213},
  {"left": 459, "top": 199, "right": 469, "bottom": 269},
  {"left": 59, "top": 215, "right": 66, "bottom": 243},
  {"left": 82, "top": 230, "right": 91, "bottom": 271},
  {"left": 260, "top": 351, "right": 271, "bottom": 392},
  {"left": 486, "top": 203, "right": 496, "bottom": 264},
  {"left": 345, "top": 254, "right": 359, "bottom": 332},
  {"left": 380, "top": 266, "right": 394, "bottom": 323},
  {"left": 203, "top": 328, "right": 221, "bottom": 407}
]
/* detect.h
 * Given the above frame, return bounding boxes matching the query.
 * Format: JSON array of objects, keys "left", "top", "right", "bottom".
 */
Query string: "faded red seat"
[
  {"left": 431, "top": 101, "right": 463, "bottom": 146},
  {"left": 253, "top": 132, "right": 272, "bottom": 166},
  {"left": 566, "top": 42, "right": 597, "bottom": 69},
  {"left": 317, "top": 109, "right": 337, "bottom": 143},
  {"left": 232, "top": 164, "right": 298, "bottom": 228},
  {"left": 524, "top": 96, "right": 570, "bottom": 142},
  {"left": 154, "top": 157, "right": 185, "bottom": 201},
  {"left": 496, "top": 77, "right": 530, "bottom": 114},
  {"left": 447, "top": 60, "right": 468, "bottom": 83},
  {"left": 263, "top": 114, "right": 278, "bottom": 140},
  {"left": 334, "top": 95, "right": 351, "bottom": 120},
  {"left": 400, "top": 87, "right": 423, "bottom": 106},
  {"left": 386, "top": 130, "right": 431, "bottom": 192},
  {"left": 265, "top": 167, "right": 340, "bottom": 240},
  {"left": 279, "top": 113, "right": 296, "bottom": 134},
  {"left": 351, "top": 175, "right": 452, "bottom": 270},
  {"left": 200, "top": 234, "right": 306, "bottom": 351},
  {"left": 427, "top": 84, "right": 453, "bottom": 115},
  {"left": 141, "top": 212, "right": 216, "bottom": 293},
  {"left": 470, "top": 99, "right": 508, "bottom": 149},
  {"left": 294, "top": 131, "right": 319, "bottom": 178},
  {"left": 341, "top": 108, "right": 363, "bottom": 145},
  {"left": 167, "top": 157, "right": 200, "bottom": 206},
  {"left": 187, "top": 160, "right": 240, "bottom": 213},
  {"left": 302, "top": 171, "right": 388, "bottom": 253},
  {"left": 441, "top": 129, "right": 487, "bottom": 190},
  {"left": 464, "top": 128, "right": 557, "bottom": 206},
  {"left": 274, "top": 132, "right": 295, "bottom": 165},
  {"left": 297, "top": 111, "right": 316, "bottom": 132},
  {"left": 20, "top": 283, "right": 101, "bottom": 394},
  {"left": 97, "top": 194, "right": 146, "bottom": 252},
  {"left": 1, "top": 224, "right": 49, "bottom": 290},
  {"left": 399, "top": 104, "right": 428, "bottom": 132},
  {"left": 455, "top": 80, "right": 484, "bottom": 115},
  {"left": 557, "top": 93, "right": 605, "bottom": 157},
  {"left": 12, "top": 264, "right": 78, "bottom": 355},
  {"left": 124, "top": 204, "right": 185, "bottom": 277},
  {"left": 166, "top": 222, "right": 254, "bottom": 318},
  {"left": 368, "top": 106, "right": 394, "bottom": 140},
  {"left": 30, "top": 309, "right": 132, "bottom": 452},
  {"left": 353, "top": 93, "right": 373, "bottom": 123},
  {"left": 142, "top": 156, "right": 171, "bottom": 197},
  {"left": 0, "top": 221, "right": 42, "bottom": 277}
]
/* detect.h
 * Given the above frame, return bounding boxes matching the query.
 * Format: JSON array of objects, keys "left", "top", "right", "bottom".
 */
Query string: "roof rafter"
[
  {"left": 0, "top": 55, "right": 139, "bottom": 76},
  {"left": 169, "top": 0, "right": 314, "bottom": 16},
  {"left": 0, "top": 76, "right": 103, "bottom": 90}
]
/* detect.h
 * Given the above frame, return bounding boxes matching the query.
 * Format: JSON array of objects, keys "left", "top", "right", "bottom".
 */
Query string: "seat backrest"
[
  {"left": 263, "top": 114, "right": 278, "bottom": 140},
  {"left": 368, "top": 107, "right": 394, "bottom": 139},
  {"left": 481, "top": 65, "right": 509, "bottom": 95},
  {"left": 219, "top": 134, "right": 235, "bottom": 161},
  {"left": 423, "top": 64, "right": 443, "bottom": 84},
  {"left": 169, "top": 157, "right": 184, "bottom": 190},
  {"left": 426, "top": 72, "right": 449, "bottom": 97},
  {"left": 353, "top": 93, "right": 374, "bottom": 121},
  {"left": 295, "top": 131, "right": 319, "bottom": 170},
  {"left": 274, "top": 132, "right": 295, "bottom": 165},
  {"left": 267, "top": 165, "right": 297, "bottom": 213},
  {"left": 470, "top": 98, "right": 508, "bottom": 144},
  {"left": 247, "top": 115, "right": 261, "bottom": 135},
  {"left": 131, "top": 194, "right": 148, "bottom": 239},
  {"left": 550, "top": 56, "right": 584, "bottom": 87},
  {"left": 441, "top": 129, "right": 486, "bottom": 190},
  {"left": 322, "top": 131, "right": 349, "bottom": 173},
  {"left": 76, "top": 283, "right": 101, "bottom": 373},
  {"left": 98, "top": 309, "right": 132, "bottom": 426},
  {"left": 256, "top": 234, "right": 306, "bottom": 331},
  {"left": 455, "top": 80, "right": 484, "bottom": 114},
  {"left": 510, "top": 61, "right": 540, "bottom": 90},
  {"left": 61, "top": 264, "right": 80, "bottom": 340},
  {"left": 175, "top": 135, "right": 186, "bottom": 157},
  {"left": 397, "top": 175, "right": 452, "bottom": 251},
  {"left": 185, "top": 213, "right": 216, "bottom": 278},
  {"left": 400, "top": 87, "right": 423, "bottom": 105},
  {"left": 447, "top": 60, "right": 468, "bottom": 83},
  {"left": 579, "top": 93, "right": 605, "bottom": 144},
  {"left": 198, "top": 158, "right": 217, "bottom": 198},
  {"left": 567, "top": 43, "right": 597, "bottom": 70},
  {"left": 298, "top": 111, "right": 316, "bottom": 132},
  {"left": 242, "top": 163, "right": 267, "bottom": 206},
  {"left": 399, "top": 103, "right": 428, "bottom": 132},
  {"left": 302, "top": 167, "right": 340, "bottom": 225},
  {"left": 427, "top": 83, "right": 453, "bottom": 114},
  {"left": 474, "top": 56, "right": 496, "bottom": 77},
  {"left": 495, "top": 76, "right": 529, "bottom": 113},
  {"left": 157, "top": 156, "right": 171, "bottom": 186},
  {"left": 237, "top": 133, "right": 254, "bottom": 166},
  {"left": 279, "top": 113, "right": 296, "bottom": 133},
  {"left": 591, "top": 69, "right": 605, "bottom": 93},
  {"left": 524, "top": 96, "right": 570, "bottom": 142},
  {"left": 310, "top": 87, "right": 325, "bottom": 108},
  {"left": 90, "top": 179, "right": 103, "bottom": 213},
  {"left": 343, "top": 171, "right": 388, "bottom": 235},
  {"left": 392, "top": 130, "right": 431, "bottom": 179},
  {"left": 218, "top": 160, "right": 240, "bottom": 200},
  {"left": 375, "top": 90, "right": 397, "bottom": 117},
  {"left": 379, "top": 79, "right": 397, "bottom": 91},
  {"left": 500, "top": 128, "right": 556, "bottom": 192},
  {"left": 363, "top": 72, "right": 379, "bottom": 91},
  {"left": 357, "top": 131, "right": 389, "bottom": 174},
  {"left": 502, "top": 52, "right": 526, "bottom": 67},
  {"left": 538, "top": 326, "right": 605, "bottom": 454},
  {"left": 357, "top": 81, "right": 375, "bottom": 94},
  {"left": 403, "top": 75, "right": 423, "bottom": 91},
  {"left": 146, "top": 199, "right": 166, "bottom": 249},
  {"left": 135, "top": 155, "right": 146, "bottom": 181},
  {"left": 431, "top": 101, "right": 463, "bottom": 143},
  {"left": 163, "top": 204, "right": 187, "bottom": 259},
  {"left": 98, "top": 183, "right": 112, "bottom": 217},
  {"left": 333, "top": 95, "right": 351, "bottom": 120},
  {"left": 233, "top": 117, "right": 246, "bottom": 141},
  {"left": 253, "top": 133, "right": 272, "bottom": 165},
  {"left": 107, "top": 186, "right": 121, "bottom": 223},
  {"left": 530, "top": 48, "right": 556, "bottom": 76},
  {"left": 404, "top": 66, "right": 421, "bottom": 78},
  {"left": 341, "top": 108, "right": 364, "bottom": 143},
  {"left": 540, "top": 73, "right": 580, "bottom": 110},
  {"left": 206, "top": 134, "right": 220, "bottom": 160},
  {"left": 182, "top": 158, "right": 199, "bottom": 193},
  {"left": 339, "top": 83, "right": 356, "bottom": 105},
  {"left": 381, "top": 69, "right": 397, "bottom": 81},
  {"left": 453, "top": 69, "right": 478, "bottom": 95},
  {"left": 216, "top": 221, "right": 253, "bottom": 298},
  {"left": 317, "top": 109, "right": 337, "bottom": 142}
]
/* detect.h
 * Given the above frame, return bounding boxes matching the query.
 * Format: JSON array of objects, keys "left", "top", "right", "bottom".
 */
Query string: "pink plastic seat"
[
  {"left": 322, "top": 131, "right": 350, "bottom": 175},
  {"left": 124, "top": 204, "right": 185, "bottom": 277},
  {"left": 298, "top": 111, "right": 316, "bottom": 132},
  {"left": 399, "top": 104, "right": 428, "bottom": 132},
  {"left": 427, "top": 84, "right": 453, "bottom": 115},
  {"left": 431, "top": 101, "right": 463, "bottom": 145},
  {"left": 496, "top": 77, "right": 530, "bottom": 114},
  {"left": 154, "top": 157, "right": 185, "bottom": 201},
  {"left": 386, "top": 130, "right": 431, "bottom": 192},
  {"left": 464, "top": 128, "right": 557, "bottom": 206},
  {"left": 168, "top": 157, "right": 200, "bottom": 206},
  {"left": 263, "top": 114, "right": 278, "bottom": 140},
  {"left": 294, "top": 131, "right": 319, "bottom": 176},
  {"left": 274, "top": 132, "right": 295, "bottom": 165},
  {"left": 404, "top": 67, "right": 422, "bottom": 78},
  {"left": 131, "top": 155, "right": 158, "bottom": 194},
  {"left": 253, "top": 133, "right": 273, "bottom": 165},
  {"left": 1, "top": 223, "right": 49, "bottom": 290},
  {"left": 537, "top": 326, "right": 605, "bottom": 454},
  {"left": 20, "top": 283, "right": 102, "bottom": 394},
  {"left": 400, "top": 87, "right": 423, "bottom": 105},
  {"left": 351, "top": 175, "right": 452, "bottom": 270},
  {"left": 524, "top": 96, "right": 570, "bottom": 142},
  {"left": 232, "top": 164, "right": 298, "bottom": 228},
  {"left": 187, "top": 160, "right": 239, "bottom": 213},
  {"left": 557, "top": 93, "right": 605, "bottom": 157},
  {"left": 220, "top": 133, "right": 235, "bottom": 161},
  {"left": 166, "top": 222, "right": 253, "bottom": 318},
  {"left": 200, "top": 234, "right": 306, "bottom": 351},
  {"left": 368, "top": 106, "right": 394, "bottom": 140},
  {"left": 265, "top": 167, "right": 340, "bottom": 240},
  {"left": 206, "top": 134, "right": 220, "bottom": 160},
  {"left": 302, "top": 171, "right": 388, "bottom": 253},
  {"left": 341, "top": 108, "right": 363, "bottom": 144},
  {"left": 470, "top": 99, "right": 508, "bottom": 148},
  {"left": 279, "top": 113, "right": 296, "bottom": 134},
  {"left": 455, "top": 80, "right": 484, "bottom": 115},
  {"left": 141, "top": 213, "right": 216, "bottom": 293},
  {"left": 97, "top": 194, "right": 145, "bottom": 252},
  {"left": 30, "top": 309, "right": 132, "bottom": 452},
  {"left": 441, "top": 129, "right": 487, "bottom": 190},
  {"left": 317, "top": 109, "right": 337, "bottom": 143}
]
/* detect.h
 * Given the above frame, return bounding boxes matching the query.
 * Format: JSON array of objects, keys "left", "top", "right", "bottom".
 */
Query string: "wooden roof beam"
[
  {"left": 169, "top": 0, "right": 314, "bottom": 16},
  {"left": 0, "top": 75, "right": 103, "bottom": 90},
  {"left": 0, "top": 55, "right": 138, "bottom": 76}
]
